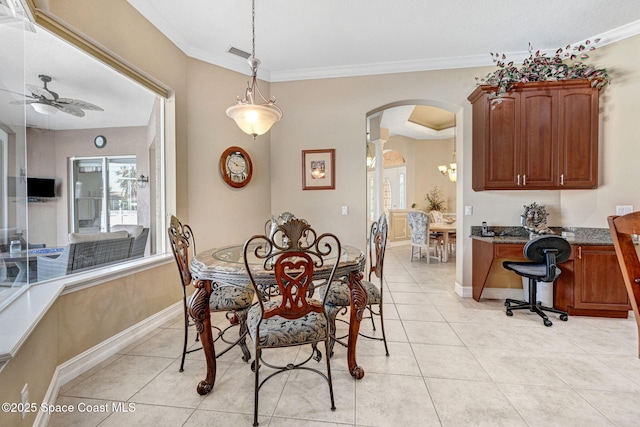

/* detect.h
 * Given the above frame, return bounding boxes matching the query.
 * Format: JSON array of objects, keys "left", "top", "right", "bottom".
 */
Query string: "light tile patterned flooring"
[{"left": 50, "top": 245, "right": 640, "bottom": 426}]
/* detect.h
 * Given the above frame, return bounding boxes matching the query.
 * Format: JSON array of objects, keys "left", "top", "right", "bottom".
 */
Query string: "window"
[
  {"left": 0, "top": 10, "right": 168, "bottom": 309},
  {"left": 399, "top": 172, "right": 406, "bottom": 209}
]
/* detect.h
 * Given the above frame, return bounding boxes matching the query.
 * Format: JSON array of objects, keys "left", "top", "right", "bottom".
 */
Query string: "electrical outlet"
[
  {"left": 616, "top": 205, "right": 633, "bottom": 215},
  {"left": 20, "top": 383, "right": 28, "bottom": 419}
]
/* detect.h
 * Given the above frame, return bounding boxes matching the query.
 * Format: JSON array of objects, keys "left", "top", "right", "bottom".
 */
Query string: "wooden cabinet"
[
  {"left": 468, "top": 80, "right": 599, "bottom": 191},
  {"left": 568, "top": 245, "right": 630, "bottom": 316},
  {"left": 388, "top": 210, "right": 410, "bottom": 242},
  {"left": 473, "top": 239, "right": 630, "bottom": 318}
]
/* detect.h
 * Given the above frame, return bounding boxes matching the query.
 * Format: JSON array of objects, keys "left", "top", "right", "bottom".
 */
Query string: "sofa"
[
  {"left": 110, "top": 224, "right": 149, "bottom": 258},
  {"left": 36, "top": 231, "right": 134, "bottom": 281}
]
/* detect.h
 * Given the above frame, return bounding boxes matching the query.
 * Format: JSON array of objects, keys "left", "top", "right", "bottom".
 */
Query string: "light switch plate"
[
  {"left": 616, "top": 205, "right": 633, "bottom": 215},
  {"left": 464, "top": 206, "right": 473, "bottom": 216},
  {"left": 341, "top": 205, "right": 348, "bottom": 216}
]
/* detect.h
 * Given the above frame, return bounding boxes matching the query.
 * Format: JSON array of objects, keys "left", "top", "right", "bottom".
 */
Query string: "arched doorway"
[{"left": 366, "top": 100, "right": 459, "bottom": 251}]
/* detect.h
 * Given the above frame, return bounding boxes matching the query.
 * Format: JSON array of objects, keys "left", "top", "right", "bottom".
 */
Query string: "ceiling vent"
[{"left": 227, "top": 46, "right": 251, "bottom": 59}]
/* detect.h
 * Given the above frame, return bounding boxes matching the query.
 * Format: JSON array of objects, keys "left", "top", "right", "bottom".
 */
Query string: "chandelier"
[
  {"left": 438, "top": 143, "right": 457, "bottom": 182},
  {"left": 226, "top": 0, "right": 282, "bottom": 139}
]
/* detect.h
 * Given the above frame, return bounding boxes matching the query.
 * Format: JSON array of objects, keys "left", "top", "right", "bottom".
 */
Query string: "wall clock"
[
  {"left": 219, "top": 146, "right": 253, "bottom": 188},
  {"left": 94, "top": 135, "right": 107, "bottom": 149}
]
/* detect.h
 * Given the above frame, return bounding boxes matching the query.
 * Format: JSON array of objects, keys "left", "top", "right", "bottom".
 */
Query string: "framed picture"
[{"left": 302, "top": 149, "right": 335, "bottom": 190}]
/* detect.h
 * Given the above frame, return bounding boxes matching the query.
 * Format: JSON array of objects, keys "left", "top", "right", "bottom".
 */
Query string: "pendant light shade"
[{"left": 226, "top": 0, "right": 282, "bottom": 139}]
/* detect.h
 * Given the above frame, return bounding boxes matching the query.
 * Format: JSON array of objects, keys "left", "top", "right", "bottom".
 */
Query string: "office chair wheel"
[
  {"left": 543, "top": 319, "right": 553, "bottom": 327},
  {"left": 506, "top": 310, "right": 513, "bottom": 316},
  {"left": 560, "top": 314, "right": 568, "bottom": 321}
]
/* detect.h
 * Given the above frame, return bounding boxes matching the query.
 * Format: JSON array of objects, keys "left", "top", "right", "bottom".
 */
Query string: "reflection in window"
[
  {"left": 369, "top": 176, "right": 375, "bottom": 221},
  {"left": 383, "top": 178, "right": 391, "bottom": 213},
  {"left": 1, "top": 13, "right": 166, "bottom": 309},
  {"left": 399, "top": 173, "right": 406, "bottom": 209}
]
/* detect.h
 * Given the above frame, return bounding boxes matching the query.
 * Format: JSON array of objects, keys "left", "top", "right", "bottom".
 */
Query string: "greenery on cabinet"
[{"left": 475, "top": 41, "right": 611, "bottom": 98}]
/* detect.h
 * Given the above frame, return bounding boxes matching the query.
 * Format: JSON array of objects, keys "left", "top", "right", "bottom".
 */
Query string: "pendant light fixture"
[
  {"left": 438, "top": 141, "right": 457, "bottom": 182},
  {"left": 226, "top": 0, "right": 282, "bottom": 139}
]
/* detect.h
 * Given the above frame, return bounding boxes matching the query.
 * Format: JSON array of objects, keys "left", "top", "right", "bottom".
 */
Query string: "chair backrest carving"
[
  {"left": 244, "top": 218, "right": 341, "bottom": 320},
  {"left": 168, "top": 215, "right": 196, "bottom": 289},
  {"left": 369, "top": 214, "right": 388, "bottom": 281}
]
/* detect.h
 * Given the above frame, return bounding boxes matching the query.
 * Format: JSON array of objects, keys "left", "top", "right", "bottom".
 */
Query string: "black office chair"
[{"left": 503, "top": 235, "right": 570, "bottom": 326}]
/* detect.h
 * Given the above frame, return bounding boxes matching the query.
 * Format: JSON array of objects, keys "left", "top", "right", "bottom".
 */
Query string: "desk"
[
  {"left": 430, "top": 222, "right": 456, "bottom": 262},
  {"left": 0, "top": 247, "right": 64, "bottom": 284},
  {"left": 189, "top": 244, "right": 367, "bottom": 395}
]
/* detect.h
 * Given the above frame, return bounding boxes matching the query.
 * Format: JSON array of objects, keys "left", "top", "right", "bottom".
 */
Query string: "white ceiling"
[
  {"left": 126, "top": 0, "right": 640, "bottom": 139},
  {"left": 6, "top": 1, "right": 640, "bottom": 134},
  {"left": 128, "top": 0, "right": 640, "bottom": 82}
]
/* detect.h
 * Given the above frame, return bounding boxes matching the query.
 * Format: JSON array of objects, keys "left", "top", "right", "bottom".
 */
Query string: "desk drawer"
[{"left": 494, "top": 244, "right": 525, "bottom": 259}]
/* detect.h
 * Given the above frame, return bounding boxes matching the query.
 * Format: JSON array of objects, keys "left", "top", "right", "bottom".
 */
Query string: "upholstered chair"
[
  {"left": 243, "top": 218, "right": 340, "bottom": 426},
  {"left": 407, "top": 210, "right": 441, "bottom": 262},
  {"left": 168, "top": 215, "right": 254, "bottom": 372},
  {"left": 608, "top": 211, "right": 640, "bottom": 358},
  {"left": 323, "top": 213, "right": 389, "bottom": 357}
]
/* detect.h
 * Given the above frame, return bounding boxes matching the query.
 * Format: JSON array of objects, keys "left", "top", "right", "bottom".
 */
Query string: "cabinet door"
[
  {"left": 557, "top": 88, "right": 599, "bottom": 188},
  {"left": 391, "top": 212, "right": 409, "bottom": 241},
  {"left": 483, "top": 94, "right": 520, "bottom": 189},
  {"left": 520, "top": 91, "right": 558, "bottom": 188},
  {"left": 573, "top": 245, "right": 630, "bottom": 311}
]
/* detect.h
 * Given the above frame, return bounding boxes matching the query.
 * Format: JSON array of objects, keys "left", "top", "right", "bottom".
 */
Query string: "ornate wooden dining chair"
[
  {"left": 168, "top": 215, "right": 254, "bottom": 372},
  {"left": 608, "top": 212, "right": 640, "bottom": 358},
  {"left": 407, "top": 210, "right": 442, "bottom": 262},
  {"left": 243, "top": 218, "right": 340, "bottom": 426},
  {"left": 323, "top": 213, "right": 389, "bottom": 357}
]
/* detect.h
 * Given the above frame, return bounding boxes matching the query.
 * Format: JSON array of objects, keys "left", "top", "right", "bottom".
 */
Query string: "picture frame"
[{"left": 302, "top": 149, "right": 335, "bottom": 190}]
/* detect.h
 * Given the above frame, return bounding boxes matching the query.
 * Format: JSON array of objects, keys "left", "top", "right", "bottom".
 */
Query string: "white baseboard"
[
  {"left": 34, "top": 301, "right": 182, "bottom": 427},
  {"left": 478, "top": 287, "right": 524, "bottom": 301},
  {"left": 455, "top": 284, "right": 524, "bottom": 301}
]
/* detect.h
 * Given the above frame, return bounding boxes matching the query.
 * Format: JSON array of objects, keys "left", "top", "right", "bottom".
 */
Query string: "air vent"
[{"left": 227, "top": 46, "right": 251, "bottom": 59}]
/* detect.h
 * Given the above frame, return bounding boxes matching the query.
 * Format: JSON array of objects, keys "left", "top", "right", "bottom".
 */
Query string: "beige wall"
[
  {"left": 0, "top": 263, "right": 179, "bottom": 426},
  {"left": 3, "top": 1, "right": 639, "bottom": 424}
]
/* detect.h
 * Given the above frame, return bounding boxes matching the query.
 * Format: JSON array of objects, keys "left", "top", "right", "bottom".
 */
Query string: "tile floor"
[{"left": 50, "top": 245, "right": 640, "bottom": 426}]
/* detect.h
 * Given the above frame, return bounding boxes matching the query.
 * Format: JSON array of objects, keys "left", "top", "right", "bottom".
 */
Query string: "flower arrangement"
[
  {"left": 475, "top": 40, "right": 610, "bottom": 98},
  {"left": 425, "top": 186, "right": 446, "bottom": 212}
]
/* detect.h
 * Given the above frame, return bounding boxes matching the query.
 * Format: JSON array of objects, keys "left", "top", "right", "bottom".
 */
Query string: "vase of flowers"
[
  {"left": 425, "top": 186, "right": 446, "bottom": 212},
  {"left": 475, "top": 40, "right": 610, "bottom": 100}
]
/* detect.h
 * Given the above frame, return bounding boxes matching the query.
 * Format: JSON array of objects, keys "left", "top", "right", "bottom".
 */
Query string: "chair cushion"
[
  {"left": 68, "top": 230, "right": 129, "bottom": 243},
  {"left": 321, "top": 279, "right": 380, "bottom": 307},
  {"left": 205, "top": 284, "right": 255, "bottom": 311},
  {"left": 111, "top": 224, "right": 144, "bottom": 238},
  {"left": 247, "top": 300, "right": 327, "bottom": 347}
]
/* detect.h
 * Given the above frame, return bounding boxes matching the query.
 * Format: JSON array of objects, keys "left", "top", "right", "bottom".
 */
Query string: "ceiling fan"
[{"left": 9, "top": 74, "right": 103, "bottom": 117}]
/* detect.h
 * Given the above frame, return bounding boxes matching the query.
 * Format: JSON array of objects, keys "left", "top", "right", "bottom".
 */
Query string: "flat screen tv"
[{"left": 27, "top": 178, "right": 56, "bottom": 198}]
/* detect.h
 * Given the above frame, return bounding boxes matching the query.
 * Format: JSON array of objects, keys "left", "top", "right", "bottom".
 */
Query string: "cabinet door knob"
[
  {"left": 517, "top": 174, "right": 521, "bottom": 186},
  {"left": 578, "top": 246, "right": 582, "bottom": 259},
  {"left": 561, "top": 174, "right": 564, "bottom": 186},
  {"left": 523, "top": 175, "right": 526, "bottom": 186}
]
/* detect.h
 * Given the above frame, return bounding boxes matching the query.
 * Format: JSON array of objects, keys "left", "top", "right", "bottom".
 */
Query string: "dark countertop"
[{"left": 470, "top": 226, "right": 615, "bottom": 246}]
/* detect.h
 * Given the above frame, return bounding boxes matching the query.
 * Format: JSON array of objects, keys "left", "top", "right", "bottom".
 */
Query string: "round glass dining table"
[{"left": 188, "top": 243, "right": 368, "bottom": 395}]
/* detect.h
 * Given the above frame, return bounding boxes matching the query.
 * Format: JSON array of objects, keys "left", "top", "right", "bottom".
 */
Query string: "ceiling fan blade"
[
  {"left": 0, "top": 87, "right": 32, "bottom": 97},
  {"left": 9, "top": 99, "right": 38, "bottom": 105},
  {"left": 57, "top": 98, "right": 104, "bottom": 111},
  {"left": 54, "top": 103, "right": 85, "bottom": 117},
  {"left": 26, "top": 84, "right": 55, "bottom": 100}
]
